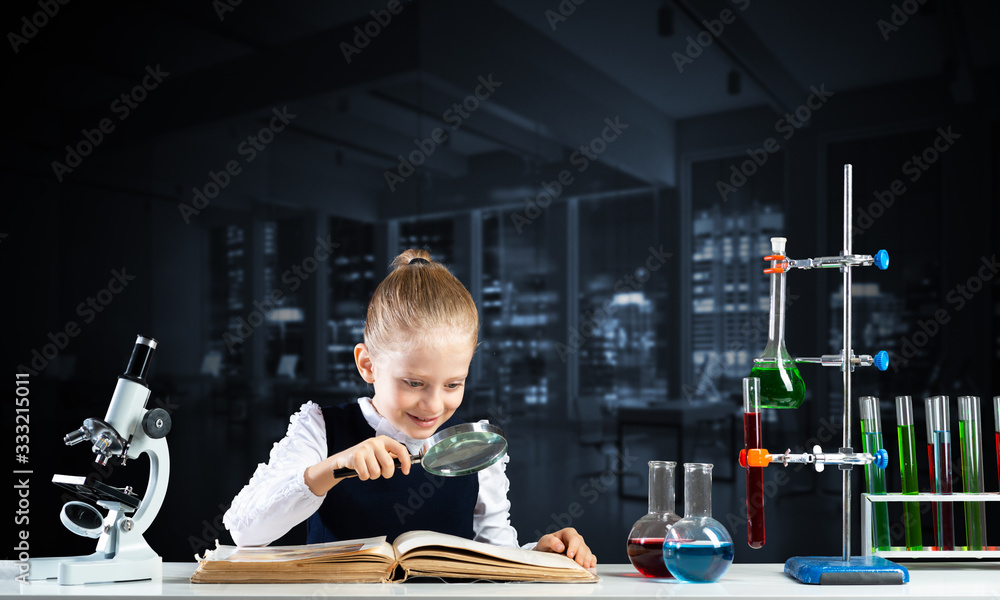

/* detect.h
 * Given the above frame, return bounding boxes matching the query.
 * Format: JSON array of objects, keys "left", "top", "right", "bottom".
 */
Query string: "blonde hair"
[{"left": 363, "top": 249, "right": 479, "bottom": 358}]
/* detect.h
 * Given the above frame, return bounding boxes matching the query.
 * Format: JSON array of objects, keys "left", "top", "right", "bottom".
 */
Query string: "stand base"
[
  {"left": 27, "top": 551, "right": 161, "bottom": 585},
  {"left": 784, "top": 556, "right": 908, "bottom": 585}
]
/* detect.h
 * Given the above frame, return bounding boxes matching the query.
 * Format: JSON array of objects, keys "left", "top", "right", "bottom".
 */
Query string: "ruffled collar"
[{"left": 357, "top": 397, "right": 428, "bottom": 455}]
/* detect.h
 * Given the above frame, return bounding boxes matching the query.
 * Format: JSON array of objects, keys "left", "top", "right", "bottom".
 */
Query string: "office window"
[
  {"left": 577, "top": 194, "right": 668, "bottom": 409},
  {"left": 479, "top": 208, "right": 564, "bottom": 418},
  {"left": 263, "top": 218, "right": 307, "bottom": 379},
  {"left": 327, "top": 216, "right": 375, "bottom": 388},
  {"left": 689, "top": 155, "right": 785, "bottom": 402},
  {"left": 209, "top": 223, "right": 247, "bottom": 377},
  {"left": 398, "top": 218, "right": 455, "bottom": 265}
]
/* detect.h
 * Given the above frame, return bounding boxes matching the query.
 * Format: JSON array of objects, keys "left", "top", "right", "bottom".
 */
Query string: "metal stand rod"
[{"left": 842, "top": 164, "right": 853, "bottom": 562}]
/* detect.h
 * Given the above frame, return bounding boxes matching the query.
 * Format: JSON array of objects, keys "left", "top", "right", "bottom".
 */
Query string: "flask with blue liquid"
[{"left": 663, "top": 463, "right": 734, "bottom": 583}]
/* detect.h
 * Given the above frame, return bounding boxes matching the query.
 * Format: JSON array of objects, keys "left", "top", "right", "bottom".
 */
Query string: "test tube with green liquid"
[
  {"left": 925, "top": 395, "right": 954, "bottom": 550},
  {"left": 958, "top": 396, "right": 986, "bottom": 549},
  {"left": 895, "top": 396, "right": 922, "bottom": 550},
  {"left": 860, "top": 396, "right": 890, "bottom": 551}
]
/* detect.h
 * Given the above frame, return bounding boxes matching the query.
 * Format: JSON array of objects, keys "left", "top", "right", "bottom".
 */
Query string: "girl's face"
[{"left": 356, "top": 332, "right": 475, "bottom": 440}]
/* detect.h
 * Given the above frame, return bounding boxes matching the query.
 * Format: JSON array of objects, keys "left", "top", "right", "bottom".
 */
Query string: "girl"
[{"left": 223, "top": 249, "right": 596, "bottom": 568}]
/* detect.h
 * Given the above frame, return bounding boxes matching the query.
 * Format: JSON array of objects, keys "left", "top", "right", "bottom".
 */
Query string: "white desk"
[{"left": 3, "top": 562, "right": 999, "bottom": 599}]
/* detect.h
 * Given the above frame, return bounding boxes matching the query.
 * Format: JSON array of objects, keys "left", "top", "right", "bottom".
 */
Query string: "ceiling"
[{"left": 6, "top": 0, "right": 998, "bottom": 212}]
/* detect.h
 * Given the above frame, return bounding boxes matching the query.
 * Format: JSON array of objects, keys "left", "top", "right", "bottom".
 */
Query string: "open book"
[{"left": 190, "top": 530, "right": 599, "bottom": 584}]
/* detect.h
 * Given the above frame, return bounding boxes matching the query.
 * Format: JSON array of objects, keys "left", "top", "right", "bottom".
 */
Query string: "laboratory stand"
[{"left": 740, "top": 164, "right": 905, "bottom": 584}]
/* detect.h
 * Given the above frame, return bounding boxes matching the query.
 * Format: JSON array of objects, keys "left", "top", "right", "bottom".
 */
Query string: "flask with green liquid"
[{"left": 750, "top": 237, "right": 806, "bottom": 409}]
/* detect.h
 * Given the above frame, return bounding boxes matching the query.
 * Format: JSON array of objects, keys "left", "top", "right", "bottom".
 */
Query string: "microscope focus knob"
[{"left": 142, "top": 408, "right": 172, "bottom": 439}]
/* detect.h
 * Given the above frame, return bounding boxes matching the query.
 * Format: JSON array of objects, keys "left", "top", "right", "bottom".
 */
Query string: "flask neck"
[
  {"left": 766, "top": 270, "right": 787, "bottom": 348},
  {"left": 647, "top": 461, "right": 676, "bottom": 514},
  {"left": 683, "top": 463, "right": 714, "bottom": 518}
]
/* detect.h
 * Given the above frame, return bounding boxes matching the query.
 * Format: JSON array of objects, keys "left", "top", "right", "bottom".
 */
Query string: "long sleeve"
[
  {"left": 473, "top": 452, "right": 535, "bottom": 549},
  {"left": 222, "top": 402, "right": 328, "bottom": 547}
]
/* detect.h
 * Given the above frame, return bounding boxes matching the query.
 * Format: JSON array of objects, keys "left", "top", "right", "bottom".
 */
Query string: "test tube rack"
[{"left": 862, "top": 493, "right": 1000, "bottom": 558}]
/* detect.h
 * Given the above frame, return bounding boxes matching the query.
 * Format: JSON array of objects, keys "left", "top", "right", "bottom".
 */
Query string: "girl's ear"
[{"left": 354, "top": 343, "right": 375, "bottom": 383}]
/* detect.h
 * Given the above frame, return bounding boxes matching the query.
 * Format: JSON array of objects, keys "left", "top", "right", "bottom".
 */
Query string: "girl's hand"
[
  {"left": 535, "top": 527, "right": 597, "bottom": 570},
  {"left": 305, "top": 436, "right": 411, "bottom": 496},
  {"left": 335, "top": 435, "right": 412, "bottom": 480}
]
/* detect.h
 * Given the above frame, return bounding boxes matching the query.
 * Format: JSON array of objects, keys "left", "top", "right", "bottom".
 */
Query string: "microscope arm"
[{"left": 125, "top": 428, "right": 170, "bottom": 536}]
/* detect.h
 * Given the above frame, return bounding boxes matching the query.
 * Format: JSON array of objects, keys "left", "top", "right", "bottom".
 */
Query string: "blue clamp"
[
  {"left": 874, "top": 449, "right": 889, "bottom": 470},
  {"left": 873, "top": 351, "right": 888, "bottom": 371},
  {"left": 874, "top": 249, "right": 889, "bottom": 270}
]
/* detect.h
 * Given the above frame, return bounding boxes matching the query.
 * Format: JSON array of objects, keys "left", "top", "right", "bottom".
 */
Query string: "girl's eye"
[
  {"left": 445, "top": 382, "right": 463, "bottom": 389},
  {"left": 405, "top": 380, "right": 422, "bottom": 388}
]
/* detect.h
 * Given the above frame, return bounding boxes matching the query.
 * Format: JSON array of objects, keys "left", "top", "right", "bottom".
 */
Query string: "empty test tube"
[
  {"left": 895, "top": 396, "right": 922, "bottom": 550},
  {"left": 925, "top": 396, "right": 954, "bottom": 550},
  {"left": 860, "top": 396, "right": 889, "bottom": 551}
]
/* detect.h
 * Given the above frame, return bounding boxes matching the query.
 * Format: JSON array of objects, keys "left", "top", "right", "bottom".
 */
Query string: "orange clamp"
[
  {"left": 763, "top": 255, "right": 787, "bottom": 275},
  {"left": 745, "top": 448, "right": 772, "bottom": 468}
]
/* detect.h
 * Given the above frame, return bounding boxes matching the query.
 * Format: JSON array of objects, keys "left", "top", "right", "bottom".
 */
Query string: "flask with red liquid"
[{"left": 626, "top": 461, "right": 680, "bottom": 578}]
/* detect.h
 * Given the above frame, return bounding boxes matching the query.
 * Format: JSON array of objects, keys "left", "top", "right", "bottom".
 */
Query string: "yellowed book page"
[
  {"left": 203, "top": 536, "right": 391, "bottom": 563},
  {"left": 393, "top": 530, "right": 594, "bottom": 574},
  {"left": 402, "top": 557, "right": 596, "bottom": 581}
]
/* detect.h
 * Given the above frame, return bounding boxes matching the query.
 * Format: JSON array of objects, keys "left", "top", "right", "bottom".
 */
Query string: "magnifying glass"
[{"left": 333, "top": 422, "right": 507, "bottom": 478}]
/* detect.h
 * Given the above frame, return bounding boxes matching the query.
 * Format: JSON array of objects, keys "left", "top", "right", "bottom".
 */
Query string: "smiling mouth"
[{"left": 409, "top": 414, "right": 439, "bottom": 427}]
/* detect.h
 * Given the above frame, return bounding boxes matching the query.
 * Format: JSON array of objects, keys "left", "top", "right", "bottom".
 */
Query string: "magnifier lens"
[
  {"left": 422, "top": 430, "right": 507, "bottom": 476},
  {"left": 331, "top": 422, "right": 508, "bottom": 479}
]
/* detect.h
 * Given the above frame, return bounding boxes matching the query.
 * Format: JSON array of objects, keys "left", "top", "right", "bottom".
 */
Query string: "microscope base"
[{"left": 27, "top": 549, "right": 162, "bottom": 585}]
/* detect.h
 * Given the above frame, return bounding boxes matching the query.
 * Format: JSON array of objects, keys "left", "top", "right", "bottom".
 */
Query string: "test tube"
[
  {"left": 958, "top": 396, "right": 986, "bottom": 549},
  {"left": 994, "top": 396, "right": 999, "bottom": 494},
  {"left": 895, "top": 396, "right": 922, "bottom": 550},
  {"left": 743, "top": 377, "right": 764, "bottom": 549},
  {"left": 860, "top": 396, "right": 889, "bottom": 550},
  {"left": 925, "top": 396, "right": 954, "bottom": 550}
]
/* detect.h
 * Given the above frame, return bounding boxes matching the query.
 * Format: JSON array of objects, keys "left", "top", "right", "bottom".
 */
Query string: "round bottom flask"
[
  {"left": 626, "top": 461, "right": 680, "bottom": 578},
  {"left": 664, "top": 463, "right": 734, "bottom": 583}
]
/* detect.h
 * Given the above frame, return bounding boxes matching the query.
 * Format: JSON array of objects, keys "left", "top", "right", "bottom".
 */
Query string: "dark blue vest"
[{"left": 305, "top": 403, "right": 478, "bottom": 544}]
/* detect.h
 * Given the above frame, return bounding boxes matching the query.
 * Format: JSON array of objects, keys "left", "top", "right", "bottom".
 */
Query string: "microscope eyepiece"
[{"left": 124, "top": 335, "right": 158, "bottom": 383}]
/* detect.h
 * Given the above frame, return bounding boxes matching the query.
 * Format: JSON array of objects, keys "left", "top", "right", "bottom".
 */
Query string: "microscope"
[{"left": 27, "top": 335, "right": 172, "bottom": 585}]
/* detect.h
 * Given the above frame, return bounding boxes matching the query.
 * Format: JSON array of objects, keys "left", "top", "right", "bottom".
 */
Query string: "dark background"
[{"left": 3, "top": 0, "right": 999, "bottom": 568}]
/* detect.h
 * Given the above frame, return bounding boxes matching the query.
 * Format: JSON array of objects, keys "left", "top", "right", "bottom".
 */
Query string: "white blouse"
[{"left": 223, "top": 398, "right": 528, "bottom": 549}]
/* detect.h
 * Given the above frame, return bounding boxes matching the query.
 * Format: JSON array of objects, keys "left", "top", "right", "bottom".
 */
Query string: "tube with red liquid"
[
  {"left": 743, "top": 377, "right": 765, "bottom": 549},
  {"left": 925, "top": 395, "right": 954, "bottom": 550},
  {"left": 994, "top": 396, "right": 999, "bottom": 494}
]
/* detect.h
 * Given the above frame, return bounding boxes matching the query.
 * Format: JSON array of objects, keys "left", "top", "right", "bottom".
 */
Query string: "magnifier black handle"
[{"left": 333, "top": 455, "right": 421, "bottom": 479}]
